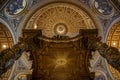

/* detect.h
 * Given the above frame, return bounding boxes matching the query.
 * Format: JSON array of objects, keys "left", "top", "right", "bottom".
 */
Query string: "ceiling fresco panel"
[
  {"left": 93, "top": 0, "right": 114, "bottom": 16},
  {"left": 5, "top": 0, "right": 27, "bottom": 17}
]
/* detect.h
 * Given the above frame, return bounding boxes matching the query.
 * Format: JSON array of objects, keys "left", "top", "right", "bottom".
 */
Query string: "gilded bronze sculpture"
[{"left": 0, "top": 29, "right": 120, "bottom": 80}]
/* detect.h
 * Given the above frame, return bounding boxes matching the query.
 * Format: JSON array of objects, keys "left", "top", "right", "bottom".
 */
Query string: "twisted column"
[
  {"left": 0, "top": 33, "right": 40, "bottom": 76},
  {"left": 88, "top": 37, "right": 120, "bottom": 72}
]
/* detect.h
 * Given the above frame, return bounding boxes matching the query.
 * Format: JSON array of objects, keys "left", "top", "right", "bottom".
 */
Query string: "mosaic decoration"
[
  {"left": 98, "top": 11, "right": 120, "bottom": 37},
  {"left": 5, "top": 0, "right": 26, "bottom": 16},
  {"left": 94, "top": 0, "right": 113, "bottom": 15},
  {"left": 26, "top": 3, "right": 96, "bottom": 38},
  {"left": 107, "top": 22, "right": 120, "bottom": 80},
  {"left": 10, "top": 16, "right": 24, "bottom": 30}
]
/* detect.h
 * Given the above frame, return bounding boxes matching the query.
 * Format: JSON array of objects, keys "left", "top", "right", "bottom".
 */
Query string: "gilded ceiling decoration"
[
  {"left": 0, "top": 23, "right": 13, "bottom": 51},
  {"left": 107, "top": 21, "right": 120, "bottom": 80},
  {"left": 0, "top": 22, "right": 14, "bottom": 80},
  {"left": 26, "top": 3, "right": 96, "bottom": 38}
]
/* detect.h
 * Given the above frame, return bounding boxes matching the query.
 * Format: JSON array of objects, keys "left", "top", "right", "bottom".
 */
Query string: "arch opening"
[
  {"left": 106, "top": 21, "right": 120, "bottom": 80},
  {"left": 0, "top": 22, "right": 14, "bottom": 80}
]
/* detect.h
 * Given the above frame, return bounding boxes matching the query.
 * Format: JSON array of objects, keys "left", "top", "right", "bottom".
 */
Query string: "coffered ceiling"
[
  {"left": 107, "top": 21, "right": 120, "bottom": 80},
  {"left": 0, "top": 22, "right": 14, "bottom": 80},
  {"left": 0, "top": 22, "right": 13, "bottom": 51}
]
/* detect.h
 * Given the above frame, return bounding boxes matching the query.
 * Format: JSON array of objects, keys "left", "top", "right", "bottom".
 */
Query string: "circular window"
[{"left": 54, "top": 23, "right": 68, "bottom": 36}]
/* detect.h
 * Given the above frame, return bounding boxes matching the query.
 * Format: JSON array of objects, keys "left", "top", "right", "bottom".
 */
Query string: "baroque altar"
[{"left": 0, "top": 29, "right": 120, "bottom": 80}]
